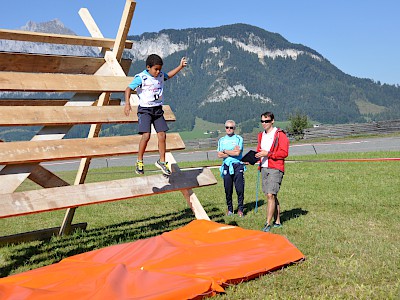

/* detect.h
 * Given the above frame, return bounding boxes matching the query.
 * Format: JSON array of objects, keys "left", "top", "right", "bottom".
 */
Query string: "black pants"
[{"left": 222, "top": 163, "right": 245, "bottom": 213}]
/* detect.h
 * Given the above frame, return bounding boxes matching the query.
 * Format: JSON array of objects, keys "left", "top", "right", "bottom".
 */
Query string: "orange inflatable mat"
[{"left": 0, "top": 220, "right": 304, "bottom": 299}]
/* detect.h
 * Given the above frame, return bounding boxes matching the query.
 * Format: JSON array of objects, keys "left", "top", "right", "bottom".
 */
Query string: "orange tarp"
[{"left": 0, "top": 220, "right": 304, "bottom": 299}]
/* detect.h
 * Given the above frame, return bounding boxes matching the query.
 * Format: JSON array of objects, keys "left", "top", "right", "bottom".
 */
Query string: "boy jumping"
[{"left": 124, "top": 54, "right": 187, "bottom": 175}]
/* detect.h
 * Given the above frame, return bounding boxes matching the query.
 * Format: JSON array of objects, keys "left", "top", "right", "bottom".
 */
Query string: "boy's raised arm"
[{"left": 167, "top": 57, "right": 187, "bottom": 78}]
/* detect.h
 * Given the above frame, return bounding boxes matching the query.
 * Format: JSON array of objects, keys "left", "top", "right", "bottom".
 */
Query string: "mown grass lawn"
[{"left": 1, "top": 151, "right": 399, "bottom": 299}]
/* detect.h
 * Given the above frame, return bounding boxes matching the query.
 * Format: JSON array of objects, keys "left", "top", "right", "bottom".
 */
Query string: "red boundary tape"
[{"left": 287, "top": 157, "right": 400, "bottom": 163}]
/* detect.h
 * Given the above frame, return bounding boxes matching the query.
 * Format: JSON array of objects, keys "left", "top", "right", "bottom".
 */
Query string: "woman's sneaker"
[
  {"left": 262, "top": 223, "right": 271, "bottom": 232},
  {"left": 155, "top": 160, "right": 171, "bottom": 176},
  {"left": 135, "top": 160, "right": 144, "bottom": 175}
]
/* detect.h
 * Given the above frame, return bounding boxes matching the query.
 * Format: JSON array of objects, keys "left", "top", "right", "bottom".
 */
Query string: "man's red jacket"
[{"left": 256, "top": 128, "right": 289, "bottom": 173}]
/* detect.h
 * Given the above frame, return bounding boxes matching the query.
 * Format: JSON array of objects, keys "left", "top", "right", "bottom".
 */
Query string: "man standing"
[
  {"left": 255, "top": 112, "right": 289, "bottom": 232},
  {"left": 217, "top": 120, "right": 245, "bottom": 217}
]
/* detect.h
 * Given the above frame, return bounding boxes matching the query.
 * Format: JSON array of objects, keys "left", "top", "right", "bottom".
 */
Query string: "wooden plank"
[
  {"left": 0, "top": 133, "right": 185, "bottom": 165},
  {"left": 0, "top": 168, "right": 217, "bottom": 219},
  {"left": 0, "top": 164, "right": 37, "bottom": 194},
  {"left": 0, "top": 223, "right": 87, "bottom": 246},
  {"left": 94, "top": 51, "right": 131, "bottom": 76},
  {"left": 79, "top": 8, "right": 103, "bottom": 38},
  {"left": 0, "top": 72, "right": 134, "bottom": 92},
  {"left": 166, "top": 153, "right": 210, "bottom": 220},
  {"left": 0, "top": 99, "right": 121, "bottom": 106},
  {"left": 0, "top": 101, "right": 97, "bottom": 192},
  {"left": 0, "top": 52, "right": 131, "bottom": 74},
  {"left": 79, "top": 8, "right": 106, "bottom": 54},
  {"left": 0, "top": 99, "right": 69, "bottom": 106},
  {"left": 0, "top": 105, "right": 175, "bottom": 126},
  {"left": 104, "top": 51, "right": 128, "bottom": 76},
  {"left": 0, "top": 29, "right": 133, "bottom": 49},
  {"left": 113, "top": 0, "right": 136, "bottom": 59},
  {"left": 60, "top": 0, "right": 137, "bottom": 228},
  {"left": 60, "top": 92, "right": 112, "bottom": 235},
  {"left": 28, "top": 165, "right": 70, "bottom": 188},
  {"left": 0, "top": 46, "right": 124, "bottom": 194}
]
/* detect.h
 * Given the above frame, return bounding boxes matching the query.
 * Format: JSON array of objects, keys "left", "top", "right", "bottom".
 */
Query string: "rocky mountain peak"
[{"left": 20, "top": 19, "right": 76, "bottom": 35}]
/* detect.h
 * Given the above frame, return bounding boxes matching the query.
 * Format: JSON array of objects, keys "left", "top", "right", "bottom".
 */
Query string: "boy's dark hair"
[
  {"left": 146, "top": 54, "right": 163, "bottom": 67},
  {"left": 261, "top": 111, "right": 274, "bottom": 120}
]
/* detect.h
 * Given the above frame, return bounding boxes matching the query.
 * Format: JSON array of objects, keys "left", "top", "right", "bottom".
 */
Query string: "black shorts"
[{"left": 137, "top": 106, "right": 169, "bottom": 133}]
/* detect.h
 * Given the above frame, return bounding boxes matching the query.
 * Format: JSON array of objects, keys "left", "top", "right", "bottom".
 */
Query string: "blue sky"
[{"left": 1, "top": 0, "right": 399, "bottom": 85}]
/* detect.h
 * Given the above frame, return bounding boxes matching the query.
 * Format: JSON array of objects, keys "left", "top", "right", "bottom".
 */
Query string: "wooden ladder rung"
[
  {"left": 0, "top": 168, "right": 217, "bottom": 218},
  {"left": 0, "top": 72, "right": 134, "bottom": 92},
  {"left": 0, "top": 133, "right": 185, "bottom": 165},
  {"left": 0, "top": 105, "right": 176, "bottom": 126}
]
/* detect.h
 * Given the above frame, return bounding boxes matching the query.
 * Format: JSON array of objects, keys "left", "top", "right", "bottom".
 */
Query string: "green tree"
[{"left": 287, "top": 111, "right": 310, "bottom": 140}]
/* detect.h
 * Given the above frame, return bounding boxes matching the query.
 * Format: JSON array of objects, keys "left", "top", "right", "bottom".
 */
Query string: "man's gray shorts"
[{"left": 261, "top": 167, "right": 284, "bottom": 195}]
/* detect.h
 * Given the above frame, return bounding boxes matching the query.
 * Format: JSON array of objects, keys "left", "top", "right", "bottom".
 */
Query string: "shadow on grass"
[
  {"left": 1, "top": 205, "right": 226, "bottom": 278},
  {"left": 243, "top": 200, "right": 265, "bottom": 214},
  {"left": 280, "top": 208, "right": 308, "bottom": 223}
]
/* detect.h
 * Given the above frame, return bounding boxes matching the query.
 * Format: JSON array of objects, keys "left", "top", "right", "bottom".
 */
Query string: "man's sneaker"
[
  {"left": 238, "top": 210, "right": 244, "bottom": 217},
  {"left": 262, "top": 223, "right": 271, "bottom": 232},
  {"left": 155, "top": 160, "right": 171, "bottom": 176},
  {"left": 135, "top": 160, "right": 144, "bottom": 175},
  {"left": 273, "top": 223, "right": 283, "bottom": 228},
  {"left": 227, "top": 211, "right": 234, "bottom": 216}
]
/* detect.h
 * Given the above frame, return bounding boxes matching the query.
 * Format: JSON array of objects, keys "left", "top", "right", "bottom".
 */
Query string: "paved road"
[{"left": 42, "top": 136, "right": 400, "bottom": 172}]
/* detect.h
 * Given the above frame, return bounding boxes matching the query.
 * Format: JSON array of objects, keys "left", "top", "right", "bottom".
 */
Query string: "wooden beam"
[
  {"left": 0, "top": 34, "right": 128, "bottom": 194},
  {"left": 0, "top": 99, "right": 69, "bottom": 106},
  {"left": 28, "top": 165, "right": 70, "bottom": 188},
  {"left": 113, "top": 0, "right": 136, "bottom": 59},
  {"left": 0, "top": 164, "right": 37, "bottom": 194},
  {"left": 78, "top": 8, "right": 109, "bottom": 56},
  {"left": 0, "top": 72, "right": 134, "bottom": 92},
  {"left": 93, "top": 51, "right": 129, "bottom": 76},
  {"left": 0, "top": 99, "right": 98, "bottom": 193},
  {"left": 0, "top": 29, "right": 133, "bottom": 49},
  {"left": 0, "top": 105, "right": 175, "bottom": 126},
  {"left": 61, "top": 0, "right": 135, "bottom": 232},
  {"left": 166, "top": 153, "right": 210, "bottom": 220},
  {"left": 79, "top": 8, "right": 105, "bottom": 43},
  {"left": 0, "top": 168, "right": 217, "bottom": 219},
  {"left": 0, "top": 99, "right": 121, "bottom": 106},
  {"left": 59, "top": 92, "right": 113, "bottom": 235},
  {"left": 0, "top": 223, "right": 87, "bottom": 246},
  {"left": 0, "top": 133, "right": 185, "bottom": 165},
  {"left": 0, "top": 52, "right": 131, "bottom": 74}
]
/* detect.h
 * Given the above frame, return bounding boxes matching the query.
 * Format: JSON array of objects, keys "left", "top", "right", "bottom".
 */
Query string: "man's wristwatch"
[{"left": 223, "top": 150, "right": 226, "bottom": 154}]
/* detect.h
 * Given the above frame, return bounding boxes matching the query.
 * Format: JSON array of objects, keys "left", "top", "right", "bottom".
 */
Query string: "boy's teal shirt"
[{"left": 128, "top": 70, "right": 169, "bottom": 90}]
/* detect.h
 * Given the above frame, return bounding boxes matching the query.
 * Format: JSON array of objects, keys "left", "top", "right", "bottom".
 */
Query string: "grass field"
[{"left": 1, "top": 151, "right": 399, "bottom": 299}]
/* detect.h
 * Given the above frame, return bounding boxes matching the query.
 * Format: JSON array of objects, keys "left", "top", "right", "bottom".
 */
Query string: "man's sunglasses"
[
  {"left": 225, "top": 126, "right": 235, "bottom": 129},
  {"left": 260, "top": 120, "right": 272, "bottom": 123}
]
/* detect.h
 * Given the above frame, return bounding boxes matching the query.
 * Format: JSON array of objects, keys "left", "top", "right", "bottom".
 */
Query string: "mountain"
[
  {"left": 0, "top": 19, "right": 98, "bottom": 57},
  {"left": 1, "top": 21, "right": 399, "bottom": 134},
  {"left": 124, "top": 24, "right": 400, "bottom": 130},
  {"left": 21, "top": 19, "right": 76, "bottom": 35}
]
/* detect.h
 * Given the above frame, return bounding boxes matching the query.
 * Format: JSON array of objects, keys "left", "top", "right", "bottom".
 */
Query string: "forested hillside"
[
  {"left": 1, "top": 22, "right": 399, "bottom": 140},
  {"left": 128, "top": 24, "right": 400, "bottom": 131}
]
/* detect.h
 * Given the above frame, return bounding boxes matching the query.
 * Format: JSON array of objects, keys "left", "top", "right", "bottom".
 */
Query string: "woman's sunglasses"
[
  {"left": 260, "top": 120, "right": 272, "bottom": 123},
  {"left": 225, "top": 126, "right": 235, "bottom": 129}
]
